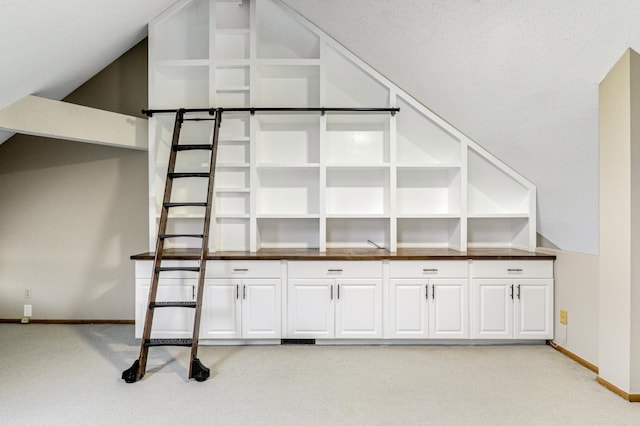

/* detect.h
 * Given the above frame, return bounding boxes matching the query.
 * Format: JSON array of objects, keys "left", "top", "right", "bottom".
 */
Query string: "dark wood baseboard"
[
  {"left": 547, "top": 341, "right": 598, "bottom": 373},
  {"left": 0, "top": 319, "right": 134, "bottom": 324}
]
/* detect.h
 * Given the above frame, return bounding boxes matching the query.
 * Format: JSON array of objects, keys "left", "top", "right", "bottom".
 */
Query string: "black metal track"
[{"left": 142, "top": 107, "right": 400, "bottom": 117}]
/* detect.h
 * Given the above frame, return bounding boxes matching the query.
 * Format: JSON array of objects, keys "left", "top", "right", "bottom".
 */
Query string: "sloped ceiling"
[
  {"left": 3, "top": 0, "right": 639, "bottom": 254},
  {"left": 283, "top": 0, "right": 640, "bottom": 255},
  {"left": 0, "top": 0, "right": 178, "bottom": 144}
]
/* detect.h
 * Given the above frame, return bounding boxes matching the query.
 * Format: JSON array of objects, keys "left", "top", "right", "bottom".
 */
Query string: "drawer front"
[
  {"left": 135, "top": 260, "right": 281, "bottom": 279},
  {"left": 205, "top": 260, "right": 281, "bottom": 278},
  {"left": 288, "top": 261, "right": 382, "bottom": 279},
  {"left": 471, "top": 260, "right": 553, "bottom": 278},
  {"left": 389, "top": 261, "right": 468, "bottom": 278}
]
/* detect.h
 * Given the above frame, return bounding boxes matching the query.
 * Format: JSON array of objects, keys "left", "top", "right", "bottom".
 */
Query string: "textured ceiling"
[
  {"left": 282, "top": 0, "right": 640, "bottom": 254},
  {"left": 0, "top": 0, "right": 178, "bottom": 144}
]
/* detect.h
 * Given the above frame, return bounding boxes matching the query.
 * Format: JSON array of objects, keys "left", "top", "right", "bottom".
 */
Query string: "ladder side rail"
[
  {"left": 188, "top": 108, "right": 221, "bottom": 380},
  {"left": 136, "top": 109, "right": 185, "bottom": 381}
]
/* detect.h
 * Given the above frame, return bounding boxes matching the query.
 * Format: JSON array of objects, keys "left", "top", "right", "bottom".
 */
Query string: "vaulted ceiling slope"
[
  {"left": 0, "top": 0, "right": 178, "bottom": 144},
  {"left": 283, "top": 0, "right": 640, "bottom": 255}
]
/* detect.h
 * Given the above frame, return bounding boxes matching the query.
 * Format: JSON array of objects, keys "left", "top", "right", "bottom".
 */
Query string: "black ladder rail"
[{"left": 122, "top": 108, "right": 222, "bottom": 383}]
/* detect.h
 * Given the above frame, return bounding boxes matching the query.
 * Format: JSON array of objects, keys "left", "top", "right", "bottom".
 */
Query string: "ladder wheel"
[
  {"left": 122, "top": 359, "right": 140, "bottom": 383},
  {"left": 191, "top": 358, "right": 210, "bottom": 382}
]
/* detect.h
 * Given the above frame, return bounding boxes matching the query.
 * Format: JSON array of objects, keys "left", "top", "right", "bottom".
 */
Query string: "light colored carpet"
[{"left": 1, "top": 324, "right": 639, "bottom": 425}]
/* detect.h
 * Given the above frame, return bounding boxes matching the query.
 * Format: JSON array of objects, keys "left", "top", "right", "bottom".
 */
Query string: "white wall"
[
  {"left": 546, "top": 249, "right": 599, "bottom": 366},
  {"left": 0, "top": 136, "right": 148, "bottom": 320}
]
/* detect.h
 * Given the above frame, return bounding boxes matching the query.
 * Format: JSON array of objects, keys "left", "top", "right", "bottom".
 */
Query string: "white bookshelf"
[{"left": 147, "top": 0, "right": 537, "bottom": 253}]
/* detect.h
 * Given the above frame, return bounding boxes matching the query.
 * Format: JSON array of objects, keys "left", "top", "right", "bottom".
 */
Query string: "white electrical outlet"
[{"left": 24, "top": 304, "right": 32, "bottom": 317}]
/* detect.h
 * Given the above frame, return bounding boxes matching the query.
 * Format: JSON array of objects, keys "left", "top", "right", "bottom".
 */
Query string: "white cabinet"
[
  {"left": 135, "top": 260, "right": 281, "bottom": 341},
  {"left": 287, "top": 261, "right": 383, "bottom": 339},
  {"left": 388, "top": 261, "right": 468, "bottom": 339},
  {"left": 471, "top": 261, "right": 553, "bottom": 339},
  {"left": 201, "top": 261, "right": 281, "bottom": 339}
]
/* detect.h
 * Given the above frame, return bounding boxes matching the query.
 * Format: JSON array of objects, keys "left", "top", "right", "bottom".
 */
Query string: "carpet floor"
[{"left": 1, "top": 324, "right": 639, "bottom": 425}]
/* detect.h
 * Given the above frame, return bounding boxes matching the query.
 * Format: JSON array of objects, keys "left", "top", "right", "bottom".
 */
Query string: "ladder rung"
[
  {"left": 150, "top": 301, "right": 197, "bottom": 309},
  {"left": 174, "top": 144, "right": 212, "bottom": 151},
  {"left": 155, "top": 267, "right": 200, "bottom": 273},
  {"left": 144, "top": 338, "right": 193, "bottom": 348},
  {"left": 168, "top": 172, "right": 210, "bottom": 179},
  {"left": 159, "top": 234, "right": 204, "bottom": 240},
  {"left": 163, "top": 202, "right": 207, "bottom": 208}
]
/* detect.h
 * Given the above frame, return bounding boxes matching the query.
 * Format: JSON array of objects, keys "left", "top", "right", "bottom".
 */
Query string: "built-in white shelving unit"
[{"left": 147, "top": 0, "right": 537, "bottom": 253}]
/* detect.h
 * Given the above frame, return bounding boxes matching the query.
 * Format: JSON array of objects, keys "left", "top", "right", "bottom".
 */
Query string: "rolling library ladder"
[
  {"left": 122, "top": 108, "right": 221, "bottom": 383},
  {"left": 123, "top": 106, "right": 398, "bottom": 383}
]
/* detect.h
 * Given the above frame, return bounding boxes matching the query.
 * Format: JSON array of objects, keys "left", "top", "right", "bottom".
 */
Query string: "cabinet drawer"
[
  {"left": 135, "top": 260, "right": 281, "bottom": 279},
  {"left": 390, "top": 261, "right": 468, "bottom": 278},
  {"left": 205, "top": 261, "right": 281, "bottom": 278},
  {"left": 288, "top": 261, "right": 382, "bottom": 279},
  {"left": 471, "top": 260, "right": 553, "bottom": 278}
]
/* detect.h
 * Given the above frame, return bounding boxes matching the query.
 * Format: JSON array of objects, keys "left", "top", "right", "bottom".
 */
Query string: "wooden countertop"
[{"left": 131, "top": 248, "right": 556, "bottom": 261}]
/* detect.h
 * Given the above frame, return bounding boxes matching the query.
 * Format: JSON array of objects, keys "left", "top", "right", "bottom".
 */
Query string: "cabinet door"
[
  {"left": 472, "top": 279, "right": 513, "bottom": 339},
  {"left": 388, "top": 279, "right": 428, "bottom": 338},
  {"left": 514, "top": 279, "right": 553, "bottom": 339},
  {"left": 335, "top": 279, "right": 383, "bottom": 338},
  {"left": 135, "top": 279, "right": 195, "bottom": 339},
  {"left": 430, "top": 279, "right": 468, "bottom": 338},
  {"left": 200, "top": 279, "right": 242, "bottom": 339},
  {"left": 242, "top": 279, "right": 281, "bottom": 339},
  {"left": 287, "top": 279, "right": 335, "bottom": 338}
]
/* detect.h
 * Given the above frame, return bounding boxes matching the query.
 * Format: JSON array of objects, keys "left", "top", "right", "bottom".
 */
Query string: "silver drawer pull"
[
  {"left": 233, "top": 268, "right": 249, "bottom": 272},
  {"left": 423, "top": 268, "right": 438, "bottom": 273},
  {"left": 328, "top": 269, "right": 343, "bottom": 273},
  {"left": 507, "top": 268, "right": 523, "bottom": 273}
]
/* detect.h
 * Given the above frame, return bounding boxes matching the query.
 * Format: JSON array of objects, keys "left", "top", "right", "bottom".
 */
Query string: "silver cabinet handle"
[
  {"left": 243, "top": 285, "right": 246, "bottom": 300},
  {"left": 328, "top": 269, "right": 343, "bottom": 273},
  {"left": 423, "top": 268, "right": 438, "bottom": 273},
  {"left": 233, "top": 268, "right": 249, "bottom": 272},
  {"left": 192, "top": 285, "right": 195, "bottom": 300},
  {"left": 510, "top": 284, "right": 514, "bottom": 299},
  {"left": 236, "top": 284, "right": 240, "bottom": 300},
  {"left": 330, "top": 285, "right": 333, "bottom": 300},
  {"left": 517, "top": 284, "right": 521, "bottom": 300},
  {"left": 425, "top": 284, "right": 429, "bottom": 301},
  {"left": 507, "top": 268, "right": 523, "bottom": 273},
  {"left": 337, "top": 284, "right": 340, "bottom": 300}
]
